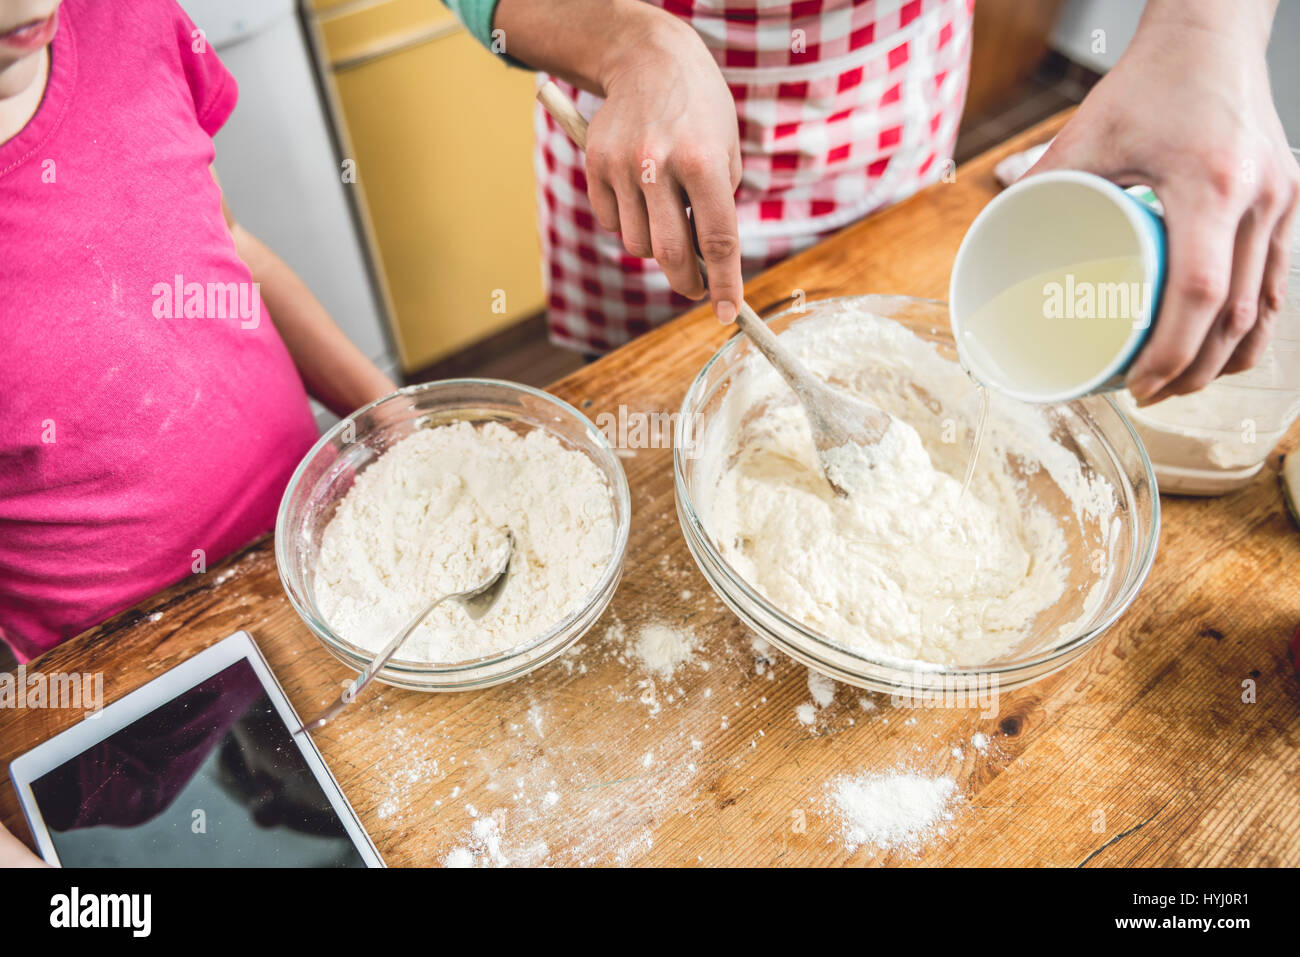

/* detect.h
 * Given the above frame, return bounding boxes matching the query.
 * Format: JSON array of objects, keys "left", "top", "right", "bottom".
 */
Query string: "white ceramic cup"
[{"left": 949, "top": 170, "right": 1167, "bottom": 403}]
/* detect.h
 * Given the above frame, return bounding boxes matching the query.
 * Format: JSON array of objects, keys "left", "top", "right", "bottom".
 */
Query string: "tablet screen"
[{"left": 27, "top": 657, "right": 368, "bottom": 867}]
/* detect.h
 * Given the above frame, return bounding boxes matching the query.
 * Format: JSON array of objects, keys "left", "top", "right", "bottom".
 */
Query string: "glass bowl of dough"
[
  {"left": 277, "top": 379, "right": 631, "bottom": 691},
  {"left": 674, "top": 295, "right": 1159, "bottom": 694}
]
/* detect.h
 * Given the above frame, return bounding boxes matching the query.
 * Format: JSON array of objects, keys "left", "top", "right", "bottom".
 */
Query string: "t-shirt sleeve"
[
  {"left": 442, "top": 0, "right": 505, "bottom": 57},
  {"left": 166, "top": 0, "right": 239, "bottom": 136}
]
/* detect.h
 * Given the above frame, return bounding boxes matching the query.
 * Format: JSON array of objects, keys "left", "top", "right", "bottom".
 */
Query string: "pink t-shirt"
[{"left": 0, "top": 0, "right": 320, "bottom": 661}]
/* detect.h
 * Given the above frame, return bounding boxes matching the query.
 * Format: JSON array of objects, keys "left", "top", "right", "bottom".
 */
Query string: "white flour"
[
  {"left": 806, "top": 668, "right": 836, "bottom": 707},
  {"left": 444, "top": 816, "right": 515, "bottom": 867},
  {"left": 696, "top": 307, "right": 1116, "bottom": 667},
  {"left": 796, "top": 667, "right": 838, "bottom": 727},
  {"left": 1118, "top": 389, "right": 1269, "bottom": 470},
  {"left": 829, "top": 771, "right": 958, "bottom": 852},
  {"left": 315, "top": 420, "right": 615, "bottom": 662},
  {"left": 632, "top": 622, "right": 697, "bottom": 678}
]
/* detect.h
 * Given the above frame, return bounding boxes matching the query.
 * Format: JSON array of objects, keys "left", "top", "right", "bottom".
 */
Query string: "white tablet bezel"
[{"left": 8, "top": 630, "right": 384, "bottom": 867}]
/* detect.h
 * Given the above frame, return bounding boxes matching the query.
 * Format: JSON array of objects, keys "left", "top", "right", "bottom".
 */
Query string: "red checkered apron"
[{"left": 536, "top": 0, "right": 974, "bottom": 353}]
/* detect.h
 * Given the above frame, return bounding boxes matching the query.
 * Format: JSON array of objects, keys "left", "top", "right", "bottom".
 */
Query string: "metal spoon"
[
  {"left": 537, "top": 82, "right": 891, "bottom": 494},
  {"left": 297, "top": 529, "right": 514, "bottom": 735}
]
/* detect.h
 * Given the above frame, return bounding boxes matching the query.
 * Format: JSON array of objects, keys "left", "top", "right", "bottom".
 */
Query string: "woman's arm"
[
  {"left": 1032, "top": 0, "right": 1299, "bottom": 404},
  {"left": 0, "top": 820, "right": 47, "bottom": 867},
  {"left": 493, "top": 0, "right": 746, "bottom": 324},
  {"left": 218, "top": 185, "right": 398, "bottom": 418}
]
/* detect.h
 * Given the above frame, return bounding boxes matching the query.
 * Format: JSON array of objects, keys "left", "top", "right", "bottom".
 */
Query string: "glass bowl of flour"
[
  {"left": 675, "top": 296, "right": 1159, "bottom": 693},
  {"left": 277, "top": 379, "right": 630, "bottom": 691}
]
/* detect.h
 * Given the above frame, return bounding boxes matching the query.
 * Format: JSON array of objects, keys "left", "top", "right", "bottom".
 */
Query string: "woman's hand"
[
  {"left": 584, "top": 11, "right": 744, "bottom": 321},
  {"left": 495, "top": 0, "right": 744, "bottom": 321},
  {"left": 1031, "top": 0, "right": 1299, "bottom": 405}
]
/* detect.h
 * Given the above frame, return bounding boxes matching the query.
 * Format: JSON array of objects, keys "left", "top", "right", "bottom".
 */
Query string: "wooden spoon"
[{"left": 537, "top": 82, "right": 891, "bottom": 493}]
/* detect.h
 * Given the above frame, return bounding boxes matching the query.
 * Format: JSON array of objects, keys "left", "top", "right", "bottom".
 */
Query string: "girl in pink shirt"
[{"left": 0, "top": 0, "right": 396, "bottom": 663}]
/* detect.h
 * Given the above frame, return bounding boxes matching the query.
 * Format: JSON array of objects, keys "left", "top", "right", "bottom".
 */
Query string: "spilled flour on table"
[
  {"left": 372, "top": 723, "right": 440, "bottom": 821},
  {"left": 749, "top": 636, "right": 777, "bottom": 680},
  {"left": 828, "top": 771, "right": 958, "bottom": 853},
  {"left": 422, "top": 613, "right": 735, "bottom": 867},
  {"left": 632, "top": 622, "right": 698, "bottom": 679},
  {"left": 807, "top": 669, "right": 836, "bottom": 706},
  {"left": 796, "top": 667, "right": 840, "bottom": 727},
  {"left": 353, "top": 547, "right": 987, "bottom": 866},
  {"left": 443, "top": 815, "right": 526, "bottom": 868}
]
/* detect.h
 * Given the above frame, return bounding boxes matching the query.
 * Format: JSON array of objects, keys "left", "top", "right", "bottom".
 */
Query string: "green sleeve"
[{"left": 442, "top": 0, "right": 502, "bottom": 54}]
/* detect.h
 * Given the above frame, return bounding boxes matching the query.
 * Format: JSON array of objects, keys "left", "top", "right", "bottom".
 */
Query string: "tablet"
[{"left": 9, "top": 631, "right": 383, "bottom": 867}]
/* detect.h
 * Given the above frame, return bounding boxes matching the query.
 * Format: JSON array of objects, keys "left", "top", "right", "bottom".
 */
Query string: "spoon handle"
[
  {"left": 730, "top": 300, "right": 798, "bottom": 382},
  {"left": 297, "top": 594, "right": 451, "bottom": 735},
  {"left": 538, "top": 81, "right": 590, "bottom": 150}
]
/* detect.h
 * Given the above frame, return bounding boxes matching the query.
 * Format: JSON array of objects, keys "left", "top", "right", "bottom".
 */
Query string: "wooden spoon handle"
[
  {"left": 731, "top": 300, "right": 787, "bottom": 369},
  {"left": 538, "top": 81, "right": 590, "bottom": 150}
]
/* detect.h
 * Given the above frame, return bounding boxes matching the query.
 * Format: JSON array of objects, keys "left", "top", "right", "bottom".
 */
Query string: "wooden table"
[{"left": 5, "top": 112, "right": 1299, "bottom": 867}]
